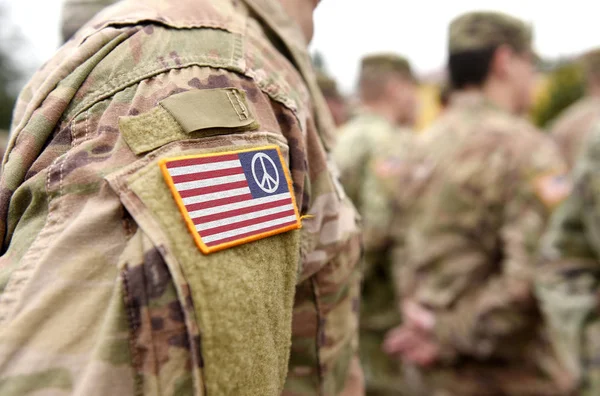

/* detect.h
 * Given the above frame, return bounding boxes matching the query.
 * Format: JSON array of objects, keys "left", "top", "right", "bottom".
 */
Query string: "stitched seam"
[
  {"left": 121, "top": 270, "right": 144, "bottom": 396},
  {"left": 85, "top": 108, "right": 91, "bottom": 142},
  {"left": 70, "top": 56, "right": 244, "bottom": 118},
  {"left": 0, "top": 150, "right": 65, "bottom": 325},
  {"left": 226, "top": 91, "right": 243, "bottom": 121},
  {"left": 68, "top": 62, "right": 302, "bottom": 132}
]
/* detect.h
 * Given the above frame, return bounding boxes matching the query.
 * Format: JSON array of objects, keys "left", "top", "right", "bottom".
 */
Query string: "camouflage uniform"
[
  {"left": 0, "top": 0, "right": 363, "bottom": 395},
  {"left": 550, "top": 49, "right": 600, "bottom": 170},
  {"left": 60, "top": 0, "right": 120, "bottom": 42},
  {"left": 394, "top": 13, "right": 573, "bottom": 396},
  {"left": 538, "top": 121, "right": 600, "bottom": 396},
  {"left": 402, "top": 91, "right": 572, "bottom": 396},
  {"left": 333, "top": 54, "right": 416, "bottom": 396},
  {"left": 316, "top": 73, "right": 347, "bottom": 128}
]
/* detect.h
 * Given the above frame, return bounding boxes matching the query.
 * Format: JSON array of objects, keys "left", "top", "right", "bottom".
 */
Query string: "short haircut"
[
  {"left": 448, "top": 46, "right": 497, "bottom": 89},
  {"left": 359, "top": 54, "right": 415, "bottom": 102}
]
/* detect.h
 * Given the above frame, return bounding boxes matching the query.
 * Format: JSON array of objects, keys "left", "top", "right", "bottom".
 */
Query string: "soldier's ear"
[{"left": 490, "top": 44, "right": 513, "bottom": 80}]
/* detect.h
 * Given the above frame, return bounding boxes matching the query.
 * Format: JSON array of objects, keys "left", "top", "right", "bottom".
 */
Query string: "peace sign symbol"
[{"left": 251, "top": 153, "right": 280, "bottom": 193}]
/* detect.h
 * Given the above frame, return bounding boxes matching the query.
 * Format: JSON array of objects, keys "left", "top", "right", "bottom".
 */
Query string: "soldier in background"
[
  {"left": 383, "top": 12, "right": 574, "bottom": 396},
  {"left": 60, "top": 0, "right": 120, "bottom": 43},
  {"left": 538, "top": 120, "right": 600, "bottom": 396},
  {"left": 550, "top": 48, "right": 600, "bottom": 169},
  {"left": 333, "top": 53, "right": 418, "bottom": 395},
  {"left": 317, "top": 72, "right": 348, "bottom": 128}
]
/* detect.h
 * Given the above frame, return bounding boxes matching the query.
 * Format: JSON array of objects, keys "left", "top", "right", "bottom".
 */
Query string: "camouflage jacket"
[
  {"left": 538, "top": 121, "right": 600, "bottom": 396},
  {"left": 340, "top": 121, "right": 417, "bottom": 395},
  {"left": 402, "top": 92, "right": 572, "bottom": 395},
  {"left": 333, "top": 112, "right": 402, "bottom": 217},
  {"left": 0, "top": 0, "right": 363, "bottom": 395},
  {"left": 550, "top": 96, "right": 600, "bottom": 170},
  {"left": 333, "top": 112, "right": 411, "bottom": 328}
]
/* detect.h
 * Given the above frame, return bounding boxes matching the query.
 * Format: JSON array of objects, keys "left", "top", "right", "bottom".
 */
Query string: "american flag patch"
[{"left": 159, "top": 146, "right": 301, "bottom": 254}]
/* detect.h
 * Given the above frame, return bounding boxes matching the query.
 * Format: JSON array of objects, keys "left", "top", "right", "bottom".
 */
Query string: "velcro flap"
[
  {"left": 119, "top": 88, "right": 260, "bottom": 155},
  {"left": 161, "top": 87, "right": 259, "bottom": 133}
]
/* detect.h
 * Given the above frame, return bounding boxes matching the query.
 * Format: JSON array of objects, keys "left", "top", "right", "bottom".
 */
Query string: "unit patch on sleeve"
[{"left": 159, "top": 145, "right": 302, "bottom": 254}]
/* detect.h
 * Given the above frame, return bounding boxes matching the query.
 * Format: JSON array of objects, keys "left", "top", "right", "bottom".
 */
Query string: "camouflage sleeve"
[
  {"left": 537, "top": 123, "right": 600, "bottom": 387},
  {"left": 414, "top": 136, "right": 567, "bottom": 361},
  {"left": 0, "top": 64, "right": 314, "bottom": 396}
]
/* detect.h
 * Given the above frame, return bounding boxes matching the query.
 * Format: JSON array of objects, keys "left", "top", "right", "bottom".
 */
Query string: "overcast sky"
[{"left": 5, "top": 0, "right": 600, "bottom": 93}]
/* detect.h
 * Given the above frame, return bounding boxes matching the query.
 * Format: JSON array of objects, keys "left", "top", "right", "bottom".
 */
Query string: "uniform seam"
[
  {"left": 67, "top": 63, "right": 302, "bottom": 135},
  {"left": 0, "top": 151, "right": 66, "bottom": 324},
  {"left": 121, "top": 270, "right": 144, "bottom": 396}
]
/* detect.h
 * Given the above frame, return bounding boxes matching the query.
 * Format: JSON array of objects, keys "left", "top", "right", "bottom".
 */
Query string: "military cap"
[
  {"left": 60, "top": 0, "right": 120, "bottom": 43},
  {"left": 581, "top": 48, "right": 600, "bottom": 77},
  {"left": 360, "top": 53, "right": 415, "bottom": 81},
  {"left": 449, "top": 11, "right": 533, "bottom": 54},
  {"left": 316, "top": 72, "right": 342, "bottom": 99}
]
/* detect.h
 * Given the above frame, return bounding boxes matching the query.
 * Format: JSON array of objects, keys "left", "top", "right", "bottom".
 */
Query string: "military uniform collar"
[
  {"left": 243, "top": 0, "right": 336, "bottom": 150},
  {"left": 450, "top": 90, "right": 512, "bottom": 115}
]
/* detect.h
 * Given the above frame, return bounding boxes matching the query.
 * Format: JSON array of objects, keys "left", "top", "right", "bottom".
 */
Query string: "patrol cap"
[
  {"left": 61, "top": 0, "right": 119, "bottom": 43},
  {"left": 448, "top": 11, "right": 533, "bottom": 55},
  {"left": 360, "top": 53, "right": 416, "bottom": 82},
  {"left": 316, "top": 72, "right": 342, "bottom": 99},
  {"left": 581, "top": 48, "right": 600, "bottom": 77}
]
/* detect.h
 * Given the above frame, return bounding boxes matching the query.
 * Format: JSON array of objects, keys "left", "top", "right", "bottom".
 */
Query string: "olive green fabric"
[
  {"left": 161, "top": 88, "right": 259, "bottom": 134},
  {"left": 119, "top": 106, "right": 187, "bottom": 155},
  {"left": 120, "top": 88, "right": 260, "bottom": 155},
  {"left": 119, "top": 148, "right": 299, "bottom": 396}
]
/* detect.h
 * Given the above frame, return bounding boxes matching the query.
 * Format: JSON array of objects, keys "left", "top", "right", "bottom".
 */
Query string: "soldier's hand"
[
  {"left": 382, "top": 325, "right": 440, "bottom": 367},
  {"left": 403, "top": 301, "right": 435, "bottom": 332}
]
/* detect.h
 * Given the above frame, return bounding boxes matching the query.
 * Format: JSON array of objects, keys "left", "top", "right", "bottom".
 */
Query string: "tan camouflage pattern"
[
  {"left": 0, "top": 0, "right": 363, "bottom": 395},
  {"left": 360, "top": 54, "right": 415, "bottom": 82},
  {"left": 333, "top": 112, "right": 414, "bottom": 395},
  {"left": 538, "top": 121, "right": 600, "bottom": 396},
  {"left": 449, "top": 11, "right": 533, "bottom": 54},
  {"left": 550, "top": 97, "right": 600, "bottom": 169},
  {"left": 0, "top": 130, "right": 8, "bottom": 176},
  {"left": 398, "top": 92, "right": 573, "bottom": 396}
]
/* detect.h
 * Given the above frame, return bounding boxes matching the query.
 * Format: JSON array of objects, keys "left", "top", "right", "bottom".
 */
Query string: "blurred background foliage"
[{"left": 0, "top": 5, "right": 24, "bottom": 131}]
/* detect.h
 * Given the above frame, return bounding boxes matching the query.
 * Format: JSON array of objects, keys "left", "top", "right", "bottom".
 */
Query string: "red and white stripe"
[{"left": 166, "top": 154, "right": 297, "bottom": 247}]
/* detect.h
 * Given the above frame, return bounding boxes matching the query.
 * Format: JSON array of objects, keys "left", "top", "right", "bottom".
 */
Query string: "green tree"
[{"left": 532, "top": 62, "right": 585, "bottom": 129}]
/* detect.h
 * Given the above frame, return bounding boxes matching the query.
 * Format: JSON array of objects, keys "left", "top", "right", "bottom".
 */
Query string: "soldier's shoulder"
[
  {"left": 62, "top": 0, "right": 309, "bottom": 121},
  {"left": 550, "top": 97, "right": 600, "bottom": 136}
]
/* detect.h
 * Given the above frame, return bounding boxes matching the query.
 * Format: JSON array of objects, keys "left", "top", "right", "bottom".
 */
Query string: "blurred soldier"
[
  {"left": 0, "top": 0, "right": 364, "bottom": 395},
  {"left": 334, "top": 53, "right": 417, "bottom": 212},
  {"left": 550, "top": 48, "right": 600, "bottom": 169},
  {"left": 333, "top": 53, "right": 418, "bottom": 395},
  {"left": 538, "top": 121, "right": 600, "bottom": 396},
  {"left": 60, "top": 0, "right": 120, "bottom": 43},
  {"left": 317, "top": 72, "right": 348, "bottom": 127},
  {"left": 383, "top": 12, "right": 574, "bottom": 396}
]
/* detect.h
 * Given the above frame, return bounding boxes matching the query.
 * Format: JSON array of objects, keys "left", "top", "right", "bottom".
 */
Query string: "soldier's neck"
[
  {"left": 362, "top": 102, "right": 400, "bottom": 126},
  {"left": 480, "top": 81, "right": 517, "bottom": 115}
]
